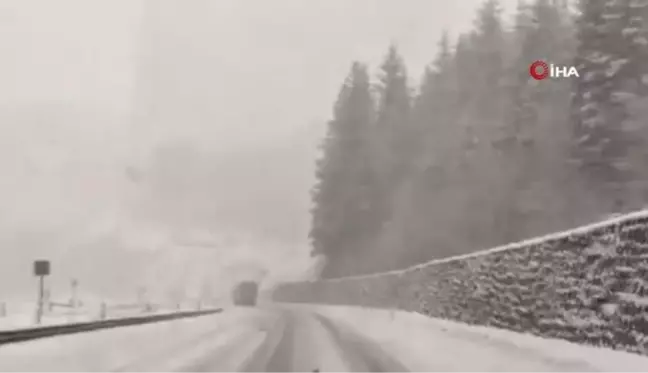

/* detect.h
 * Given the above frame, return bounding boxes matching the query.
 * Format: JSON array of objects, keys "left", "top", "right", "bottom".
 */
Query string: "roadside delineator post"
[
  {"left": 70, "top": 278, "right": 79, "bottom": 308},
  {"left": 99, "top": 302, "right": 107, "bottom": 320}
]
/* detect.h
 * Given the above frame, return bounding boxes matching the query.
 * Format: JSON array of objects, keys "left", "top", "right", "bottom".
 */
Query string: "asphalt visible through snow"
[{"left": 183, "top": 306, "right": 409, "bottom": 372}]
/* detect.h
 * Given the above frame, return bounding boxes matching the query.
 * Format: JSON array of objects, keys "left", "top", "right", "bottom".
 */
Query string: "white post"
[{"left": 70, "top": 279, "right": 78, "bottom": 308}]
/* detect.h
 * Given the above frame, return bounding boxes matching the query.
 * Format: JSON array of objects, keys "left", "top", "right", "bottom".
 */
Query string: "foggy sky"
[{"left": 0, "top": 0, "right": 516, "bottom": 300}]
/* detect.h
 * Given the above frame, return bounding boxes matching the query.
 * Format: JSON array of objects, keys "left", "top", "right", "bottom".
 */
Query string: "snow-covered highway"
[{"left": 2, "top": 304, "right": 648, "bottom": 372}]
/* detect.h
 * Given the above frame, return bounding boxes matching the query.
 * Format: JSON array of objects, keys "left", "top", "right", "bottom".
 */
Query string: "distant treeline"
[{"left": 310, "top": 0, "right": 648, "bottom": 278}]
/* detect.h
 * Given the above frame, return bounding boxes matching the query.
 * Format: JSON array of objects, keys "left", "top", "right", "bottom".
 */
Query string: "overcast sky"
[
  {"left": 0, "top": 0, "right": 517, "bottom": 300},
  {"left": 1, "top": 0, "right": 515, "bottom": 127}
]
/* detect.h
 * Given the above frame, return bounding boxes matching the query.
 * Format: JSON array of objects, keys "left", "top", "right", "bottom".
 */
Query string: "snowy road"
[
  {"left": 0, "top": 307, "right": 268, "bottom": 372},
  {"left": 240, "top": 308, "right": 407, "bottom": 372},
  {"left": 0, "top": 306, "right": 407, "bottom": 372},
  {"left": 2, "top": 304, "right": 648, "bottom": 372}
]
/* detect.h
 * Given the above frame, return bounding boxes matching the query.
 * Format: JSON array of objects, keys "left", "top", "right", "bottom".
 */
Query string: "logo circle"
[{"left": 529, "top": 60, "right": 549, "bottom": 80}]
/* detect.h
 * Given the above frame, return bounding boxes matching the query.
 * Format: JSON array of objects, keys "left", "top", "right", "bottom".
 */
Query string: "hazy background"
[{"left": 0, "top": 0, "right": 516, "bottom": 303}]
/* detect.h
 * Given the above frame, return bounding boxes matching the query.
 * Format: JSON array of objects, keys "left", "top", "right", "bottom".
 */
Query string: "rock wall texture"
[{"left": 273, "top": 211, "right": 648, "bottom": 355}]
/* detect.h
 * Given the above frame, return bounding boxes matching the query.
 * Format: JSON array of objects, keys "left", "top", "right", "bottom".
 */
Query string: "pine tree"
[
  {"left": 398, "top": 32, "right": 467, "bottom": 263},
  {"left": 456, "top": 0, "right": 507, "bottom": 159},
  {"left": 607, "top": 0, "right": 648, "bottom": 91},
  {"left": 571, "top": 0, "right": 647, "bottom": 212},
  {"left": 502, "top": 0, "right": 536, "bottom": 144},
  {"left": 367, "top": 45, "right": 417, "bottom": 269},
  {"left": 455, "top": 0, "right": 513, "bottom": 246},
  {"left": 471, "top": 0, "right": 507, "bottom": 121},
  {"left": 453, "top": 34, "right": 479, "bottom": 117},
  {"left": 310, "top": 62, "right": 378, "bottom": 278},
  {"left": 606, "top": 0, "right": 648, "bottom": 205},
  {"left": 374, "top": 44, "right": 415, "bottom": 187},
  {"left": 413, "top": 31, "right": 457, "bottom": 164},
  {"left": 493, "top": 0, "right": 578, "bottom": 240},
  {"left": 494, "top": 0, "right": 538, "bottom": 241}
]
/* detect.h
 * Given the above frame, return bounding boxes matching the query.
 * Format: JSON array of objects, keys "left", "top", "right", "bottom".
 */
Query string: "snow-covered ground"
[
  {"left": 0, "top": 298, "right": 216, "bottom": 331},
  {"left": 307, "top": 305, "right": 648, "bottom": 372},
  {"left": 0, "top": 301, "right": 96, "bottom": 331},
  {"left": 3, "top": 304, "right": 648, "bottom": 372},
  {"left": 0, "top": 307, "right": 273, "bottom": 372}
]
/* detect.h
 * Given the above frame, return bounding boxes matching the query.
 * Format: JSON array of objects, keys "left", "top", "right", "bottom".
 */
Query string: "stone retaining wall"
[{"left": 273, "top": 211, "right": 648, "bottom": 355}]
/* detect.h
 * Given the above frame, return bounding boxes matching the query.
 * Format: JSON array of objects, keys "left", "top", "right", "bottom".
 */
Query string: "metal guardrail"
[{"left": 0, "top": 308, "right": 223, "bottom": 346}]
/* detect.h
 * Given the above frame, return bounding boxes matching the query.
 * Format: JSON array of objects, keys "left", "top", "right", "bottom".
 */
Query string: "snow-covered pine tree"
[
  {"left": 369, "top": 45, "right": 417, "bottom": 270},
  {"left": 309, "top": 62, "right": 378, "bottom": 278},
  {"left": 571, "top": 0, "right": 626, "bottom": 210},
  {"left": 374, "top": 44, "right": 414, "bottom": 193}
]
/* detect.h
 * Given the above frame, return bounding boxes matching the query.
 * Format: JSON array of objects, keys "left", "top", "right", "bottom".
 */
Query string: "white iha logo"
[{"left": 529, "top": 60, "right": 579, "bottom": 80}]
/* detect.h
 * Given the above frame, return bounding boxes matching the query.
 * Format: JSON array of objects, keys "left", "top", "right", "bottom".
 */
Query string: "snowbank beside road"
[
  {"left": 0, "top": 312, "right": 92, "bottom": 332},
  {"left": 0, "top": 300, "right": 98, "bottom": 331},
  {"left": 307, "top": 304, "right": 648, "bottom": 372},
  {"left": 0, "top": 299, "right": 213, "bottom": 331}
]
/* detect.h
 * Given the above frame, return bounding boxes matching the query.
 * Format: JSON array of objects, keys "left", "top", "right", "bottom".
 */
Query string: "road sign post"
[{"left": 33, "top": 260, "right": 50, "bottom": 325}]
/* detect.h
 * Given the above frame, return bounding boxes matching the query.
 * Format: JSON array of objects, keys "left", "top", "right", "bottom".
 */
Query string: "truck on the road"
[{"left": 231, "top": 281, "right": 259, "bottom": 306}]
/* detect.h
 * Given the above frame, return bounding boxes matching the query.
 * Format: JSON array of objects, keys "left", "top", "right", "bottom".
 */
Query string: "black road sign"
[{"left": 33, "top": 260, "right": 50, "bottom": 276}]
